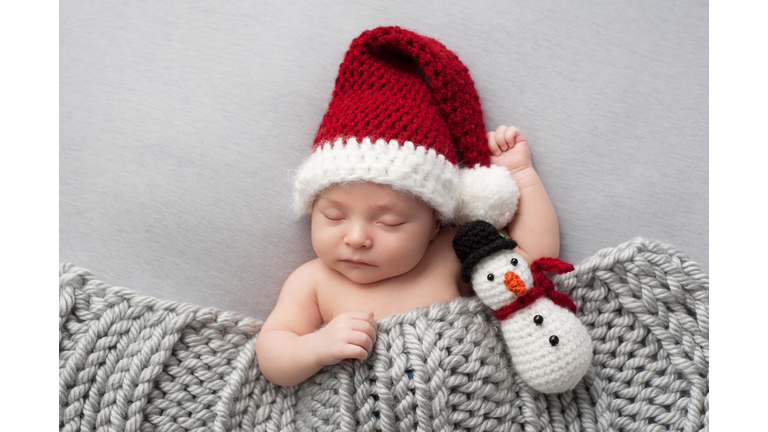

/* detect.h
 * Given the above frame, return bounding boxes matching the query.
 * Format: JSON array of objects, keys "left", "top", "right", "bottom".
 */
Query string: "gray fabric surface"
[
  {"left": 59, "top": 238, "right": 709, "bottom": 431},
  {"left": 59, "top": 0, "right": 708, "bottom": 320}
]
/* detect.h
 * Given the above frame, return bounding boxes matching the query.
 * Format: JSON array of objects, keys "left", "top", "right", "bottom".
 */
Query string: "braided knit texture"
[{"left": 60, "top": 238, "right": 708, "bottom": 431}]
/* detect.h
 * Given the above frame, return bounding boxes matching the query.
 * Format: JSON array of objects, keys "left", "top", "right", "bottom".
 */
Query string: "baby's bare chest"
[{"left": 316, "top": 261, "right": 462, "bottom": 323}]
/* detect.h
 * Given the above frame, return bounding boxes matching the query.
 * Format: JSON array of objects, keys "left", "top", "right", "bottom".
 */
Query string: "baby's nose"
[
  {"left": 504, "top": 271, "right": 526, "bottom": 296},
  {"left": 344, "top": 224, "right": 372, "bottom": 248}
]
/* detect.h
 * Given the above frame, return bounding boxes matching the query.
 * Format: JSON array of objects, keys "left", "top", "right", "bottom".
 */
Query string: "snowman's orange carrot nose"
[{"left": 504, "top": 271, "right": 526, "bottom": 296}]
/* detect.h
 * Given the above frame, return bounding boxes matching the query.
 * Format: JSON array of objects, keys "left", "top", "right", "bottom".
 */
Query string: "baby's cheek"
[
  {"left": 387, "top": 239, "right": 425, "bottom": 271},
  {"left": 311, "top": 229, "right": 334, "bottom": 261}
]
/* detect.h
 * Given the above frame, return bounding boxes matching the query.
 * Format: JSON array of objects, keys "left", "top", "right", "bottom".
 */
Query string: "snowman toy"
[{"left": 453, "top": 220, "right": 593, "bottom": 394}]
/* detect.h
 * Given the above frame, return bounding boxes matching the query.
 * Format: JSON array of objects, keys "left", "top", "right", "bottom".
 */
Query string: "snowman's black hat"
[{"left": 453, "top": 220, "right": 518, "bottom": 283}]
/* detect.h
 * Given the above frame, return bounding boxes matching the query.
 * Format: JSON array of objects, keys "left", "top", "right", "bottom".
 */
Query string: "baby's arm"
[
  {"left": 255, "top": 261, "right": 377, "bottom": 386},
  {"left": 488, "top": 125, "right": 560, "bottom": 262}
]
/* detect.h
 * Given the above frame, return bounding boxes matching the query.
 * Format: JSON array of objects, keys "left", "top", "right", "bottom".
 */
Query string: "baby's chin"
[
  {"left": 338, "top": 269, "right": 388, "bottom": 285},
  {"left": 334, "top": 264, "right": 411, "bottom": 285}
]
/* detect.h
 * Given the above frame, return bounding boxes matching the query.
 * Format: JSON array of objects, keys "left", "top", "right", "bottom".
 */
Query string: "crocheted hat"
[
  {"left": 453, "top": 220, "right": 518, "bottom": 283},
  {"left": 293, "top": 26, "right": 519, "bottom": 228}
]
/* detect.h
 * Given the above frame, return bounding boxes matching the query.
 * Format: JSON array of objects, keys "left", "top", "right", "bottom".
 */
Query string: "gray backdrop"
[{"left": 60, "top": 0, "right": 708, "bottom": 321}]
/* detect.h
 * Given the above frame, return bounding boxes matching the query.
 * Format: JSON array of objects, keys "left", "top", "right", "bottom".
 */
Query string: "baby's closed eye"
[
  {"left": 376, "top": 217, "right": 405, "bottom": 227},
  {"left": 322, "top": 212, "right": 345, "bottom": 221},
  {"left": 376, "top": 211, "right": 408, "bottom": 227}
]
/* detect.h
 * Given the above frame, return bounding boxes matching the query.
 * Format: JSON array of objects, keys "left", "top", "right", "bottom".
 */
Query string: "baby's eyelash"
[{"left": 378, "top": 221, "right": 405, "bottom": 227}]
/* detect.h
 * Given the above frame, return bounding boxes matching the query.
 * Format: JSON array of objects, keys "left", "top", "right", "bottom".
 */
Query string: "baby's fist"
[
  {"left": 311, "top": 311, "right": 378, "bottom": 366},
  {"left": 488, "top": 125, "right": 532, "bottom": 173}
]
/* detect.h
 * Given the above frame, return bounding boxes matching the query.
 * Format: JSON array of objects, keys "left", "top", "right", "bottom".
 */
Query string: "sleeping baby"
[{"left": 255, "top": 26, "right": 559, "bottom": 386}]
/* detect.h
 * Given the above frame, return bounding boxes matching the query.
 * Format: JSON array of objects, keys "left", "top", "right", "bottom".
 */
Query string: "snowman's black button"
[
  {"left": 533, "top": 315, "right": 543, "bottom": 325},
  {"left": 549, "top": 335, "right": 559, "bottom": 346},
  {"left": 487, "top": 274, "right": 494, "bottom": 281}
]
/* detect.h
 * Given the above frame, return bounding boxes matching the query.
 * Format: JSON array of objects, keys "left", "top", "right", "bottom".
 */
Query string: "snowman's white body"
[
  {"left": 471, "top": 250, "right": 593, "bottom": 394},
  {"left": 498, "top": 297, "right": 593, "bottom": 393}
]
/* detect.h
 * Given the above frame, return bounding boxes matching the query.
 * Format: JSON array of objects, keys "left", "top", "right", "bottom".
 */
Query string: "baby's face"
[{"left": 311, "top": 182, "right": 439, "bottom": 284}]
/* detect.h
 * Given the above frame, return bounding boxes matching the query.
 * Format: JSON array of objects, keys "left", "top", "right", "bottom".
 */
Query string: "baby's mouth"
[{"left": 341, "top": 259, "right": 374, "bottom": 267}]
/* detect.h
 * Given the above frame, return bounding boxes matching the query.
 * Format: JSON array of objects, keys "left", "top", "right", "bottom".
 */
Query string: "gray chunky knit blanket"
[{"left": 60, "top": 238, "right": 709, "bottom": 432}]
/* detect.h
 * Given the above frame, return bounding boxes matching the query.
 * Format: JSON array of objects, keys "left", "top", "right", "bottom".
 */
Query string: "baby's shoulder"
[
  {"left": 276, "top": 259, "right": 345, "bottom": 317},
  {"left": 288, "top": 258, "right": 328, "bottom": 281},
  {"left": 286, "top": 258, "right": 344, "bottom": 289}
]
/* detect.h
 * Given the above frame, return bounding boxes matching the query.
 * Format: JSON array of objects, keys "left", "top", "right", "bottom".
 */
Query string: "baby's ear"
[{"left": 430, "top": 215, "right": 441, "bottom": 240}]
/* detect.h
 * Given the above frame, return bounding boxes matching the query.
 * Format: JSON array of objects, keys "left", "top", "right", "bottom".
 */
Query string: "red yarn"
[
  {"left": 530, "top": 257, "right": 574, "bottom": 276},
  {"left": 492, "top": 257, "right": 577, "bottom": 320},
  {"left": 492, "top": 284, "right": 546, "bottom": 320},
  {"left": 314, "top": 26, "right": 490, "bottom": 168}
]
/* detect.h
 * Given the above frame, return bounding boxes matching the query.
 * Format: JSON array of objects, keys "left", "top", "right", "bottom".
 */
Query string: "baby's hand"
[
  {"left": 310, "top": 311, "right": 378, "bottom": 366},
  {"left": 487, "top": 125, "right": 532, "bottom": 173}
]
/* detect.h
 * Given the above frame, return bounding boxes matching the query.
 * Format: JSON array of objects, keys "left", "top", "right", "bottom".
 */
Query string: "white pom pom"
[{"left": 456, "top": 164, "right": 519, "bottom": 229}]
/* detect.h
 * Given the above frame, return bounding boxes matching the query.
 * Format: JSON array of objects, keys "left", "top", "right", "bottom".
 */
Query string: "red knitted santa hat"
[{"left": 293, "top": 26, "right": 519, "bottom": 228}]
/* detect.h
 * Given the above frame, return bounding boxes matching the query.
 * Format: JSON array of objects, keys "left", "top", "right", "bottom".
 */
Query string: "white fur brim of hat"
[{"left": 293, "top": 137, "right": 519, "bottom": 229}]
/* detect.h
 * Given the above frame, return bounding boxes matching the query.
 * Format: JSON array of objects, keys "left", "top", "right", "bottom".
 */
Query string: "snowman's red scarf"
[{"left": 491, "top": 257, "right": 577, "bottom": 321}]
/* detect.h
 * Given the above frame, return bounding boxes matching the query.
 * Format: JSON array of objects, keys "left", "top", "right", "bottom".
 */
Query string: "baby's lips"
[
  {"left": 341, "top": 259, "right": 374, "bottom": 266},
  {"left": 504, "top": 271, "right": 526, "bottom": 296}
]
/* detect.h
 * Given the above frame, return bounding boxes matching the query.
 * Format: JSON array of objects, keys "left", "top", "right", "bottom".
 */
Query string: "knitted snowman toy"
[{"left": 453, "top": 220, "right": 593, "bottom": 394}]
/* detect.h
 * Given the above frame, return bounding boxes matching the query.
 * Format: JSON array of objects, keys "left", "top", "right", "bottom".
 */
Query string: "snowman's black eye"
[
  {"left": 511, "top": 258, "right": 519, "bottom": 266},
  {"left": 534, "top": 315, "right": 543, "bottom": 325},
  {"left": 487, "top": 274, "right": 494, "bottom": 281}
]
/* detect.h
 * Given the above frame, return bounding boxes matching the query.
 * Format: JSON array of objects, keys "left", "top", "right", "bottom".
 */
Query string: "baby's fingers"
[
  {"left": 494, "top": 125, "right": 513, "bottom": 152},
  {"left": 341, "top": 343, "right": 371, "bottom": 361},
  {"left": 504, "top": 126, "right": 527, "bottom": 149},
  {"left": 351, "top": 314, "right": 377, "bottom": 345},
  {"left": 487, "top": 131, "right": 502, "bottom": 156},
  {"left": 348, "top": 329, "right": 375, "bottom": 355}
]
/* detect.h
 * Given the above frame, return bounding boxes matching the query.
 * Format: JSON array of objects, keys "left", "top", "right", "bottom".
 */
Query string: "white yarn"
[
  {"left": 293, "top": 138, "right": 461, "bottom": 221},
  {"left": 469, "top": 249, "right": 593, "bottom": 394},
  {"left": 293, "top": 139, "right": 519, "bottom": 228}
]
